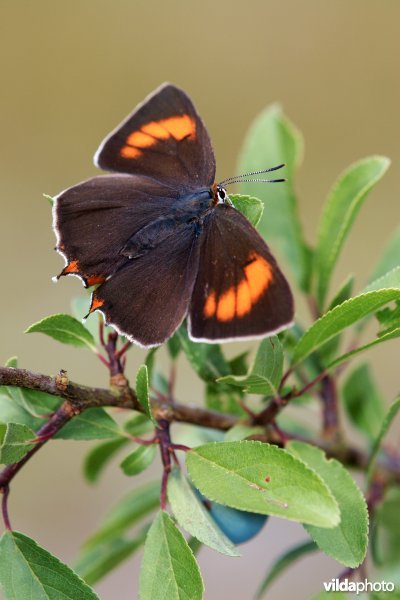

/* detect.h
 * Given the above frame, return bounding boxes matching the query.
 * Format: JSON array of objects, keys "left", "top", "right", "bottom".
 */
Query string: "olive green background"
[{"left": 0, "top": 1, "right": 399, "bottom": 599}]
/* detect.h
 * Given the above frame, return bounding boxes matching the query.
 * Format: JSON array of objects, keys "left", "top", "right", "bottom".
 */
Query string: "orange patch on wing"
[
  {"left": 161, "top": 115, "right": 195, "bottom": 140},
  {"left": 141, "top": 121, "right": 170, "bottom": 139},
  {"left": 204, "top": 291, "right": 217, "bottom": 318},
  {"left": 63, "top": 260, "right": 79, "bottom": 274},
  {"left": 245, "top": 253, "right": 274, "bottom": 302},
  {"left": 120, "top": 114, "right": 196, "bottom": 160},
  {"left": 126, "top": 131, "right": 154, "bottom": 148},
  {"left": 236, "top": 281, "right": 252, "bottom": 317},
  {"left": 121, "top": 145, "right": 142, "bottom": 159},
  {"left": 89, "top": 296, "right": 104, "bottom": 313},
  {"left": 216, "top": 288, "right": 236, "bottom": 321},
  {"left": 86, "top": 275, "right": 106, "bottom": 286},
  {"left": 203, "top": 253, "right": 274, "bottom": 322}
]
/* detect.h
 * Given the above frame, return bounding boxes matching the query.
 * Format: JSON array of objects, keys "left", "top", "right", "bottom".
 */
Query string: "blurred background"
[{"left": 0, "top": 1, "right": 399, "bottom": 598}]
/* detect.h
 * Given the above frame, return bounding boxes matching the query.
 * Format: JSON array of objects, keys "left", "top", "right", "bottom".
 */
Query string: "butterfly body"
[
  {"left": 53, "top": 83, "right": 294, "bottom": 347},
  {"left": 120, "top": 188, "right": 212, "bottom": 259}
]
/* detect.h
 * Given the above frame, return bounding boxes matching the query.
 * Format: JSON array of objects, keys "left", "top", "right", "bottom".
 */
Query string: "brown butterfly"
[{"left": 53, "top": 83, "right": 294, "bottom": 347}]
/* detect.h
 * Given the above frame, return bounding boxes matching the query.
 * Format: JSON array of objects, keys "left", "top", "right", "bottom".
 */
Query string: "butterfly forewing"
[
  {"left": 94, "top": 83, "right": 216, "bottom": 191},
  {"left": 54, "top": 175, "right": 179, "bottom": 287},
  {"left": 188, "top": 205, "right": 294, "bottom": 342}
]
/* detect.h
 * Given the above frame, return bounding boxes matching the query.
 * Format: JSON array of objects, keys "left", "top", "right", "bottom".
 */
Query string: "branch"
[
  {"left": 0, "top": 367, "right": 236, "bottom": 430},
  {"left": 1, "top": 365, "right": 400, "bottom": 497}
]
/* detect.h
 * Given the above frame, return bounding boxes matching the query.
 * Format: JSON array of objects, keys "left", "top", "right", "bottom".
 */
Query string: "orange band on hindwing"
[{"left": 203, "top": 253, "right": 274, "bottom": 322}]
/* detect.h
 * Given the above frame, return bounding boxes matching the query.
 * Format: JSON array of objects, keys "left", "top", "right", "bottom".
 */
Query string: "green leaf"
[
  {"left": 120, "top": 444, "right": 157, "bottom": 476},
  {"left": 314, "top": 155, "right": 390, "bottom": 309},
  {"left": 228, "top": 351, "right": 250, "bottom": 375},
  {"left": 75, "top": 530, "right": 147, "bottom": 586},
  {"left": 255, "top": 540, "right": 317, "bottom": 598},
  {"left": 136, "top": 365, "right": 157, "bottom": 427},
  {"left": 186, "top": 441, "right": 340, "bottom": 527},
  {"left": 376, "top": 300, "right": 400, "bottom": 334},
  {"left": 166, "top": 333, "right": 181, "bottom": 360},
  {"left": 84, "top": 480, "right": 160, "bottom": 548},
  {"left": 83, "top": 437, "right": 129, "bottom": 483},
  {"left": 0, "top": 422, "right": 35, "bottom": 464},
  {"left": 342, "top": 364, "right": 385, "bottom": 440},
  {"left": 144, "top": 347, "right": 158, "bottom": 382},
  {"left": 251, "top": 336, "right": 284, "bottom": 387},
  {"left": 139, "top": 511, "right": 204, "bottom": 600},
  {"left": 229, "top": 194, "right": 264, "bottom": 227},
  {"left": 205, "top": 382, "right": 245, "bottom": 416},
  {"left": 364, "top": 266, "right": 400, "bottom": 293},
  {"left": 216, "top": 373, "right": 276, "bottom": 396},
  {"left": 238, "top": 104, "right": 311, "bottom": 291},
  {"left": 0, "top": 390, "right": 42, "bottom": 430},
  {"left": 292, "top": 289, "right": 400, "bottom": 366},
  {"left": 177, "top": 325, "right": 230, "bottom": 381},
  {"left": 288, "top": 441, "right": 369, "bottom": 568},
  {"left": 369, "top": 226, "right": 400, "bottom": 283},
  {"left": 373, "top": 488, "right": 400, "bottom": 567},
  {"left": 367, "top": 396, "right": 400, "bottom": 481},
  {"left": 352, "top": 268, "right": 400, "bottom": 336},
  {"left": 167, "top": 468, "right": 240, "bottom": 557},
  {"left": 318, "top": 275, "right": 354, "bottom": 367},
  {"left": 0, "top": 531, "right": 99, "bottom": 600},
  {"left": 25, "top": 314, "right": 96, "bottom": 351},
  {"left": 217, "top": 336, "right": 283, "bottom": 395},
  {"left": 55, "top": 408, "right": 119, "bottom": 440}
]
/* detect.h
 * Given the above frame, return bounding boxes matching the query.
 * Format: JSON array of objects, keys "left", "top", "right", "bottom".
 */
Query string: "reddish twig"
[
  {"left": 94, "top": 350, "right": 111, "bottom": 369},
  {"left": 115, "top": 340, "right": 132, "bottom": 359},
  {"left": 157, "top": 420, "right": 173, "bottom": 510},
  {"left": 1, "top": 486, "right": 11, "bottom": 531},
  {"left": 0, "top": 400, "right": 78, "bottom": 529},
  {"left": 320, "top": 375, "right": 340, "bottom": 439}
]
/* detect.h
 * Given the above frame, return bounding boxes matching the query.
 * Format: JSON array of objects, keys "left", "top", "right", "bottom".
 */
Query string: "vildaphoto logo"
[{"left": 323, "top": 578, "right": 395, "bottom": 594}]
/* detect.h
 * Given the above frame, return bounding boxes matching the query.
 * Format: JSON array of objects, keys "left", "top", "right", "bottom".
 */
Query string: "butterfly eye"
[{"left": 217, "top": 187, "right": 226, "bottom": 202}]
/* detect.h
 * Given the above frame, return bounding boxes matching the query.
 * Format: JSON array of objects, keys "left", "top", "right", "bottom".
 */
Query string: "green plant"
[{"left": 0, "top": 104, "right": 399, "bottom": 600}]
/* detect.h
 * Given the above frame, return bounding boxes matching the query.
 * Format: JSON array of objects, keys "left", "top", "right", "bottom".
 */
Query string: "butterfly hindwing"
[
  {"left": 188, "top": 204, "right": 294, "bottom": 342},
  {"left": 94, "top": 83, "right": 216, "bottom": 191},
  {"left": 54, "top": 174, "right": 179, "bottom": 287},
  {"left": 88, "top": 222, "right": 202, "bottom": 347}
]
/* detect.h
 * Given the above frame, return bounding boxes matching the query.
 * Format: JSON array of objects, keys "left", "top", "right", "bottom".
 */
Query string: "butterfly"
[{"left": 53, "top": 83, "right": 294, "bottom": 347}]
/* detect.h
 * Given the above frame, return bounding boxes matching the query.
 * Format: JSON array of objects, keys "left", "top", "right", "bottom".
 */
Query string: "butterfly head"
[
  {"left": 213, "top": 163, "right": 287, "bottom": 209},
  {"left": 212, "top": 183, "right": 231, "bottom": 206}
]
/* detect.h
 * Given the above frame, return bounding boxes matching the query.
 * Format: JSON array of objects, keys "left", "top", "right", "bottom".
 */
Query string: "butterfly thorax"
[{"left": 120, "top": 188, "right": 215, "bottom": 260}]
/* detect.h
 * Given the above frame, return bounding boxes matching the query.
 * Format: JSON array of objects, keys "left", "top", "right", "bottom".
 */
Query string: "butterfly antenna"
[
  {"left": 219, "top": 163, "right": 285, "bottom": 186},
  {"left": 226, "top": 178, "right": 287, "bottom": 184}
]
